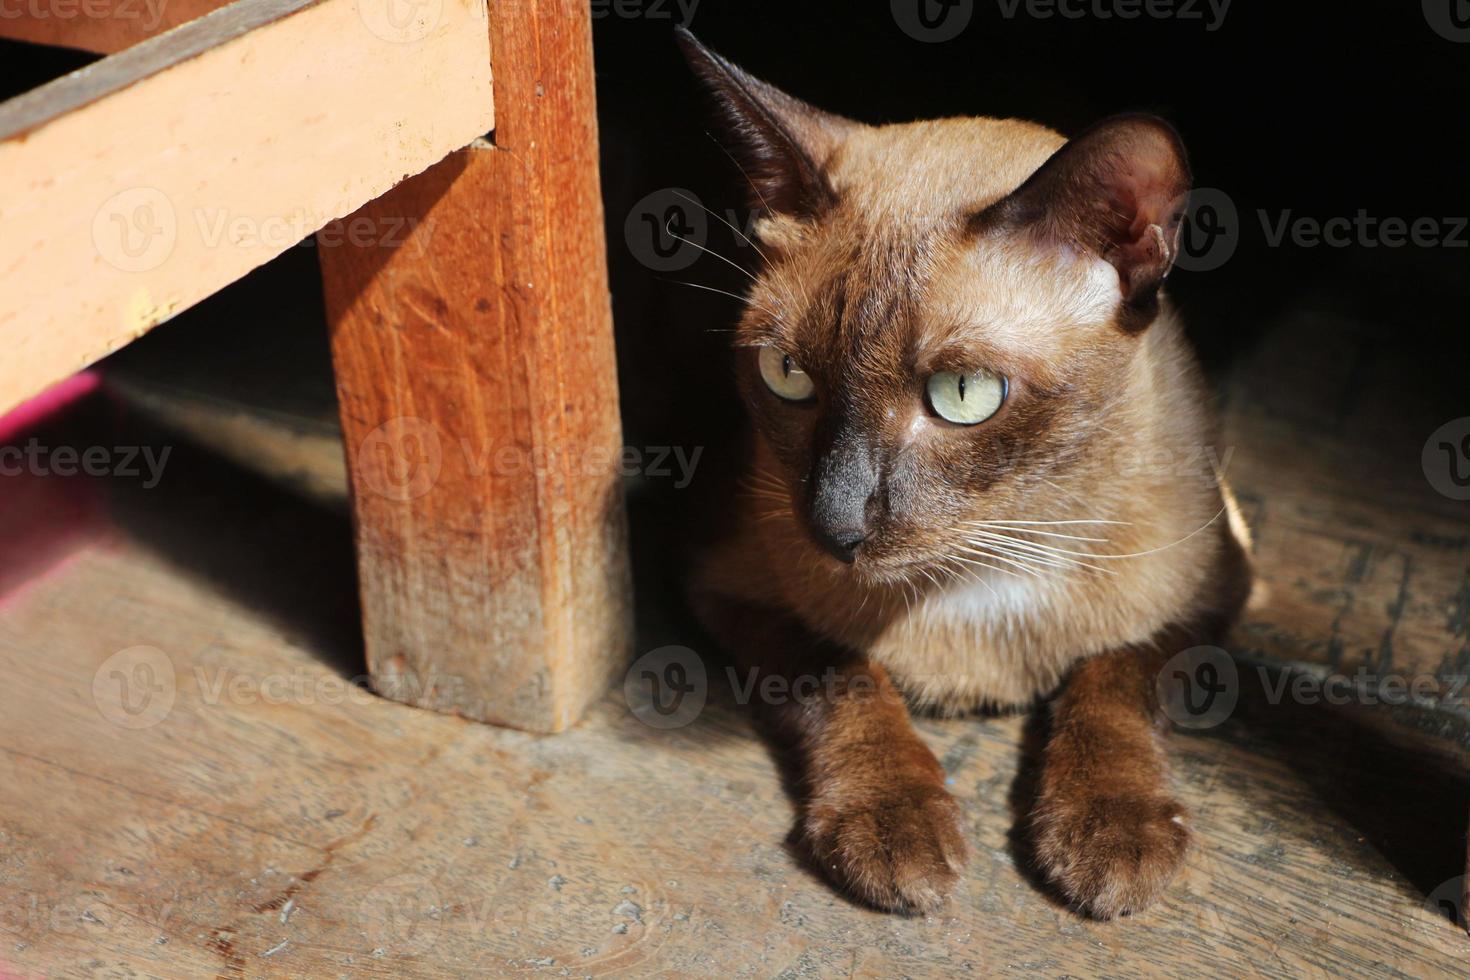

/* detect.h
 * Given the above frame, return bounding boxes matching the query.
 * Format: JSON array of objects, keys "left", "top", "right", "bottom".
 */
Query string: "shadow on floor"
[{"left": 94, "top": 395, "right": 367, "bottom": 679}]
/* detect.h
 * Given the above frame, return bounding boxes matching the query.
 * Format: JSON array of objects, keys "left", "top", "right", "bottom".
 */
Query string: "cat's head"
[{"left": 678, "top": 30, "right": 1193, "bottom": 582}]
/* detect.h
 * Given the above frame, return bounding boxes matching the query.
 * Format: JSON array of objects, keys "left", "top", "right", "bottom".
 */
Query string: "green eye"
[
  {"left": 926, "top": 369, "right": 1006, "bottom": 425},
  {"left": 758, "top": 346, "right": 816, "bottom": 402}
]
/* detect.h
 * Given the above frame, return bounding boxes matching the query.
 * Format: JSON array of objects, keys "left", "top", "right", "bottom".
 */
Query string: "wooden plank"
[
  {"left": 0, "top": 0, "right": 234, "bottom": 55},
  {"left": 318, "top": 0, "right": 631, "bottom": 733},
  {"left": 0, "top": 0, "right": 493, "bottom": 417}
]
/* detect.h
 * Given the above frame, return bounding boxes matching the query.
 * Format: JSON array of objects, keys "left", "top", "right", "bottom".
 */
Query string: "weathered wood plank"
[
  {"left": 319, "top": 0, "right": 630, "bottom": 733},
  {"left": 0, "top": 0, "right": 493, "bottom": 417}
]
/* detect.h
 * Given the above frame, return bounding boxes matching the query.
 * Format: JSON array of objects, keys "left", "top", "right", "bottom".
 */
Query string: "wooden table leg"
[{"left": 318, "top": 0, "right": 631, "bottom": 733}]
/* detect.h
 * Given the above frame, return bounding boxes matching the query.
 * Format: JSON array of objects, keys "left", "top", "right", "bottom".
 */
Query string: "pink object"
[
  {"left": 0, "top": 371, "right": 102, "bottom": 444},
  {"left": 0, "top": 370, "right": 108, "bottom": 606}
]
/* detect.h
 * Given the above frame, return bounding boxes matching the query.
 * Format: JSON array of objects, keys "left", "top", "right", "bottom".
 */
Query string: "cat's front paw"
[
  {"left": 803, "top": 779, "right": 968, "bottom": 914},
  {"left": 1031, "top": 791, "right": 1188, "bottom": 919}
]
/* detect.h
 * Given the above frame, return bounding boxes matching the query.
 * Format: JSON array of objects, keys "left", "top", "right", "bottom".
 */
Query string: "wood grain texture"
[
  {"left": 319, "top": 0, "right": 631, "bottom": 733},
  {"left": 0, "top": 0, "right": 493, "bottom": 417},
  {"left": 0, "top": 0, "right": 234, "bottom": 54},
  {"left": 1215, "top": 308, "right": 1470, "bottom": 929},
  {"left": 0, "top": 484, "right": 1465, "bottom": 976},
  {"left": 1223, "top": 309, "right": 1470, "bottom": 703}
]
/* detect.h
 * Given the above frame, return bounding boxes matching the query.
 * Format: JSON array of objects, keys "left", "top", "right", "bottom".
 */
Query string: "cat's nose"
[
  {"left": 813, "top": 524, "right": 869, "bottom": 564},
  {"left": 808, "top": 418, "right": 879, "bottom": 564}
]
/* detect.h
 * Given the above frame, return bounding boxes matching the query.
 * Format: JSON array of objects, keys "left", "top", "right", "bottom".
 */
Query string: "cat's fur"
[{"left": 677, "top": 29, "right": 1252, "bottom": 918}]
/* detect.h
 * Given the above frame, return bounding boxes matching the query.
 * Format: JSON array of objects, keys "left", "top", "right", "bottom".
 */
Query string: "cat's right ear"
[
  {"left": 978, "top": 114, "right": 1192, "bottom": 331},
  {"left": 676, "top": 28, "right": 857, "bottom": 219}
]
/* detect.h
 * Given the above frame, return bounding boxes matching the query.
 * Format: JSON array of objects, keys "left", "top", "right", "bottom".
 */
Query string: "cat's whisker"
[
  {"left": 945, "top": 552, "right": 1023, "bottom": 586},
  {"left": 958, "top": 544, "right": 1077, "bottom": 578},
  {"left": 951, "top": 545, "right": 1046, "bottom": 580},
  {"left": 692, "top": 136, "right": 813, "bottom": 317},
  {"left": 962, "top": 521, "right": 1112, "bottom": 544},
  {"left": 960, "top": 529, "right": 1118, "bottom": 574},
  {"left": 670, "top": 190, "right": 773, "bottom": 267},
  {"left": 739, "top": 481, "right": 788, "bottom": 498},
  {"left": 967, "top": 505, "right": 1227, "bottom": 564},
  {"left": 963, "top": 518, "right": 1131, "bottom": 527},
  {"left": 960, "top": 532, "right": 1082, "bottom": 563},
  {"left": 664, "top": 219, "right": 760, "bottom": 284},
  {"left": 966, "top": 543, "right": 1072, "bottom": 569},
  {"left": 663, "top": 278, "right": 782, "bottom": 321},
  {"left": 741, "top": 484, "right": 790, "bottom": 506},
  {"left": 963, "top": 531, "right": 1115, "bottom": 574},
  {"left": 705, "top": 130, "right": 776, "bottom": 220},
  {"left": 970, "top": 540, "right": 1117, "bottom": 578},
  {"left": 1080, "top": 504, "right": 1229, "bottom": 560},
  {"left": 745, "top": 472, "right": 788, "bottom": 492},
  {"left": 936, "top": 562, "right": 965, "bottom": 589}
]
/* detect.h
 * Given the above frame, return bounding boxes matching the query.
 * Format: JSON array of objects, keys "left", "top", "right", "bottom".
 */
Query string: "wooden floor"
[{"left": 3, "top": 301, "right": 1470, "bottom": 976}]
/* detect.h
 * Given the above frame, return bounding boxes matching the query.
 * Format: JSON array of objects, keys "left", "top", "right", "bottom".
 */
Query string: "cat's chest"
[
  {"left": 862, "top": 575, "right": 1082, "bottom": 709},
  {"left": 785, "top": 567, "right": 1080, "bottom": 709}
]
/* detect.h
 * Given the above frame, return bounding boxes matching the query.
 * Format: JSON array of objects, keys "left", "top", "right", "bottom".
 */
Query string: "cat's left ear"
[
  {"left": 983, "top": 114, "right": 1191, "bottom": 330},
  {"left": 676, "top": 27, "right": 859, "bottom": 219}
]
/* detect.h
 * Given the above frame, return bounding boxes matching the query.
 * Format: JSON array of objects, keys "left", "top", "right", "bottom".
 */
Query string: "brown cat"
[{"left": 675, "top": 29, "right": 1253, "bottom": 918}]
